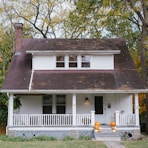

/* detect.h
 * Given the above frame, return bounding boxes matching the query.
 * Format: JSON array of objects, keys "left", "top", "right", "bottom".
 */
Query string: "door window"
[{"left": 95, "top": 96, "right": 103, "bottom": 114}]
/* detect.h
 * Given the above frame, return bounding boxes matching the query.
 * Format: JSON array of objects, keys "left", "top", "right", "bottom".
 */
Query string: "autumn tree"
[
  {"left": 66, "top": 0, "right": 148, "bottom": 133},
  {"left": 0, "top": 30, "right": 13, "bottom": 80},
  {"left": 1, "top": 0, "right": 70, "bottom": 38}
]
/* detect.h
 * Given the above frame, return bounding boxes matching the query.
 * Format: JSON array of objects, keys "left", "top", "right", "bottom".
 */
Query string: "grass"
[
  {"left": 0, "top": 135, "right": 107, "bottom": 148},
  {"left": 122, "top": 134, "right": 148, "bottom": 148},
  {"left": 0, "top": 141, "right": 107, "bottom": 148}
]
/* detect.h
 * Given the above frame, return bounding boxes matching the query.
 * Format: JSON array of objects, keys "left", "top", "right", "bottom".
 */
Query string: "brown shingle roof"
[
  {"left": 23, "top": 38, "right": 119, "bottom": 51},
  {"left": 2, "top": 38, "right": 146, "bottom": 92}
]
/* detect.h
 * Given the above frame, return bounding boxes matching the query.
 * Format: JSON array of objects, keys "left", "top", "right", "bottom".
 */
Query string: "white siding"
[
  {"left": 32, "top": 54, "right": 114, "bottom": 70},
  {"left": 18, "top": 95, "right": 42, "bottom": 114},
  {"left": 105, "top": 94, "right": 133, "bottom": 124},
  {"left": 91, "top": 55, "right": 114, "bottom": 70},
  {"left": 33, "top": 56, "right": 55, "bottom": 70}
]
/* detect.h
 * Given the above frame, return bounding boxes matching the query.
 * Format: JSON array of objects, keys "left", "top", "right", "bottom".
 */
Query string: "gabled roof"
[{"left": 2, "top": 38, "right": 147, "bottom": 94}]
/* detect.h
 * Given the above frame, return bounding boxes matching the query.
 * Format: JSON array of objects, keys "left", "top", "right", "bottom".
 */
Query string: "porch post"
[
  {"left": 72, "top": 94, "right": 76, "bottom": 126},
  {"left": 115, "top": 111, "right": 120, "bottom": 126},
  {"left": 91, "top": 111, "right": 95, "bottom": 126},
  {"left": 8, "top": 94, "right": 14, "bottom": 126},
  {"left": 135, "top": 93, "right": 140, "bottom": 126}
]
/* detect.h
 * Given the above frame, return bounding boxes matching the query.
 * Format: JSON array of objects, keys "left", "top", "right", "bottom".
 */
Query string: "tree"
[
  {"left": 1, "top": 0, "right": 70, "bottom": 38},
  {"left": 62, "top": 0, "right": 102, "bottom": 38},
  {"left": 0, "top": 93, "right": 8, "bottom": 126},
  {"left": 0, "top": 30, "right": 13, "bottom": 80},
  {"left": 66, "top": 0, "right": 148, "bottom": 133}
]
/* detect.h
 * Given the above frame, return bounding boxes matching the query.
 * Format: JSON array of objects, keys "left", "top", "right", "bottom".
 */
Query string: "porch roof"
[{"left": 30, "top": 69, "right": 145, "bottom": 90}]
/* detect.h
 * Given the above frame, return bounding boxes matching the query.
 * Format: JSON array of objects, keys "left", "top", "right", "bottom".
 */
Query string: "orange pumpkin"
[
  {"left": 98, "top": 129, "right": 102, "bottom": 133},
  {"left": 112, "top": 127, "right": 115, "bottom": 130},
  {"left": 94, "top": 125, "right": 99, "bottom": 130},
  {"left": 110, "top": 121, "right": 116, "bottom": 127},
  {"left": 95, "top": 121, "right": 100, "bottom": 127}
]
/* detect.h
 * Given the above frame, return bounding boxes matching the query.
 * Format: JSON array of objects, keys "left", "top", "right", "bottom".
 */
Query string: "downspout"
[{"left": 29, "top": 70, "right": 34, "bottom": 91}]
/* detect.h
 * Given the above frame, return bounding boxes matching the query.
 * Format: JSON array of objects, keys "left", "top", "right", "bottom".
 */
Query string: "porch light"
[{"left": 84, "top": 97, "right": 89, "bottom": 103}]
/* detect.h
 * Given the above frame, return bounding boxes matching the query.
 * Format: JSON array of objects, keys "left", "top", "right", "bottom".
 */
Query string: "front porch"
[{"left": 6, "top": 93, "right": 141, "bottom": 139}]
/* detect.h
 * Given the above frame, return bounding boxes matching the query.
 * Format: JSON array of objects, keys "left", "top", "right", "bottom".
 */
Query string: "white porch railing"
[
  {"left": 115, "top": 111, "right": 136, "bottom": 126},
  {"left": 13, "top": 113, "right": 93, "bottom": 127}
]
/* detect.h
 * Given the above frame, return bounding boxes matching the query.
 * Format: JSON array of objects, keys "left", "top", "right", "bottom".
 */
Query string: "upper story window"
[
  {"left": 69, "top": 55, "right": 77, "bottom": 68},
  {"left": 56, "top": 56, "right": 65, "bottom": 67},
  {"left": 81, "top": 55, "right": 90, "bottom": 68}
]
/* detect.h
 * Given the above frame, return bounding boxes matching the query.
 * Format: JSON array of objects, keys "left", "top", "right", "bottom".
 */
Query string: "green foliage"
[
  {"left": 0, "top": 30, "right": 13, "bottom": 77},
  {"left": 14, "top": 96, "right": 22, "bottom": 110},
  {"left": 0, "top": 135, "right": 90, "bottom": 142},
  {"left": 0, "top": 135, "right": 57, "bottom": 142},
  {"left": 31, "top": 136, "right": 57, "bottom": 141},
  {"left": 0, "top": 94, "right": 22, "bottom": 126},
  {"left": 62, "top": 136, "right": 75, "bottom": 141},
  {"left": 0, "top": 93, "right": 8, "bottom": 126},
  {"left": 79, "top": 135, "right": 91, "bottom": 140}
]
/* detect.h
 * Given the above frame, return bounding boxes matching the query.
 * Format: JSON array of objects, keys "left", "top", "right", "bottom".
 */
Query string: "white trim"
[
  {"left": 8, "top": 126, "right": 139, "bottom": 131},
  {"left": 26, "top": 50, "right": 121, "bottom": 55},
  {"left": 29, "top": 70, "right": 34, "bottom": 91},
  {"left": 8, "top": 94, "right": 14, "bottom": 126},
  {"left": 1, "top": 89, "right": 148, "bottom": 94},
  {"left": 72, "top": 94, "right": 76, "bottom": 125},
  {"left": 135, "top": 93, "right": 140, "bottom": 126},
  {"left": 8, "top": 127, "right": 93, "bottom": 131}
]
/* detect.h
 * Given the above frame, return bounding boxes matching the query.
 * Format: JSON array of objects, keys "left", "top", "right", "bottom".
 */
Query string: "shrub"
[
  {"left": 63, "top": 136, "right": 75, "bottom": 141},
  {"left": 79, "top": 136, "right": 91, "bottom": 140}
]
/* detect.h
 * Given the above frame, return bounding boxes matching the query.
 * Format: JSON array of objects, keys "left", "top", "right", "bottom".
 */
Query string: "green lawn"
[
  {"left": 0, "top": 140, "right": 107, "bottom": 148},
  {"left": 1, "top": 135, "right": 148, "bottom": 148},
  {"left": 122, "top": 138, "right": 148, "bottom": 148}
]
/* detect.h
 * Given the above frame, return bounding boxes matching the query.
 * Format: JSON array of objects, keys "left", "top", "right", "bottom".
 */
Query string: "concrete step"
[{"left": 94, "top": 128, "right": 121, "bottom": 141}]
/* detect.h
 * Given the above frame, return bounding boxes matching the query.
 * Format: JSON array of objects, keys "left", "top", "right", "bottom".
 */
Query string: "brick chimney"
[{"left": 15, "top": 23, "right": 23, "bottom": 51}]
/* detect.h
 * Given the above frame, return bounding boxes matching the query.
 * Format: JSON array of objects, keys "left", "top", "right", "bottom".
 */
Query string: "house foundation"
[{"left": 7, "top": 127, "right": 94, "bottom": 140}]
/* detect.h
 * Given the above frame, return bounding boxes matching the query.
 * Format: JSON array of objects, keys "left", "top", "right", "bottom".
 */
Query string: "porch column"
[
  {"left": 91, "top": 111, "right": 95, "bottom": 126},
  {"left": 8, "top": 94, "right": 14, "bottom": 126},
  {"left": 135, "top": 93, "right": 140, "bottom": 126},
  {"left": 72, "top": 94, "right": 76, "bottom": 126},
  {"left": 115, "top": 111, "right": 120, "bottom": 126}
]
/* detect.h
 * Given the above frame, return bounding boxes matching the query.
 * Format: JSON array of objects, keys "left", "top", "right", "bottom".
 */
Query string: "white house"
[{"left": 2, "top": 23, "right": 147, "bottom": 140}]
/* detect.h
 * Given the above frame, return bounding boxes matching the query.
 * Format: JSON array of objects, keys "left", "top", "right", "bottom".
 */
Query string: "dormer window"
[
  {"left": 69, "top": 55, "right": 77, "bottom": 68},
  {"left": 56, "top": 56, "right": 65, "bottom": 67},
  {"left": 81, "top": 55, "right": 90, "bottom": 68}
]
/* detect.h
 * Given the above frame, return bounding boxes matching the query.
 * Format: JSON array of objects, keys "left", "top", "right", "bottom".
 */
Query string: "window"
[
  {"left": 43, "top": 95, "right": 52, "bottom": 114},
  {"left": 69, "top": 55, "right": 77, "bottom": 68},
  {"left": 95, "top": 96, "right": 103, "bottom": 114},
  {"left": 56, "top": 95, "right": 66, "bottom": 114},
  {"left": 56, "top": 56, "right": 65, "bottom": 67},
  {"left": 81, "top": 55, "right": 90, "bottom": 68},
  {"left": 56, "top": 55, "right": 90, "bottom": 69}
]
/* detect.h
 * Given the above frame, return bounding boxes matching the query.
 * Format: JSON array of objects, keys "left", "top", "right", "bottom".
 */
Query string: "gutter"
[{"left": 1, "top": 89, "right": 148, "bottom": 94}]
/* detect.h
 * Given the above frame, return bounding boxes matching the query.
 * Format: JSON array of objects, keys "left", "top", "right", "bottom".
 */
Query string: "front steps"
[{"left": 94, "top": 128, "right": 121, "bottom": 141}]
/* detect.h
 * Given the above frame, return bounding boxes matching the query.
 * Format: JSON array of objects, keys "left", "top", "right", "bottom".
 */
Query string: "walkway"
[{"left": 103, "top": 141, "right": 125, "bottom": 148}]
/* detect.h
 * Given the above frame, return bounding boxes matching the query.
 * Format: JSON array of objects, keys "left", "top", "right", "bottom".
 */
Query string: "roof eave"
[
  {"left": 1, "top": 89, "right": 148, "bottom": 94},
  {"left": 26, "top": 50, "right": 121, "bottom": 55}
]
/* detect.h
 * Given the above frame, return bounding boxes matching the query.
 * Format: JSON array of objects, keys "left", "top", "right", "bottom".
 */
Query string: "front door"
[{"left": 94, "top": 96, "right": 106, "bottom": 124}]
